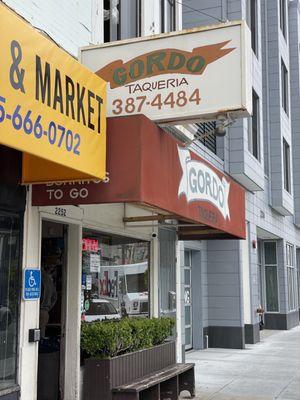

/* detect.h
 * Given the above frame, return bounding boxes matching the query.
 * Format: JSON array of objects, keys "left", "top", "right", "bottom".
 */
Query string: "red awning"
[{"left": 32, "top": 115, "right": 245, "bottom": 240}]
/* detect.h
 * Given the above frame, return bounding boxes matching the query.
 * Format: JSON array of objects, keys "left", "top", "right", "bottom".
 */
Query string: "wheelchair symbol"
[{"left": 28, "top": 271, "right": 36, "bottom": 288}]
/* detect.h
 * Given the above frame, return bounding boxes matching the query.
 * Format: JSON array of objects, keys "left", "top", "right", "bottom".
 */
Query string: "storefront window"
[
  {"left": 0, "top": 213, "right": 21, "bottom": 390},
  {"left": 81, "top": 230, "right": 150, "bottom": 321}
]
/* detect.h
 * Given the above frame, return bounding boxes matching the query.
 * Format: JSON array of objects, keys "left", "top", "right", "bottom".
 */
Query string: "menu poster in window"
[
  {"left": 81, "top": 291, "right": 84, "bottom": 312},
  {"left": 82, "top": 253, "right": 90, "bottom": 273},
  {"left": 132, "top": 243, "right": 148, "bottom": 263},
  {"left": 82, "top": 273, "right": 86, "bottom": 289},
  {"left": 86, "top": 274, "right": 92, "bottom": 290},
  {"left": 90, "top": 253, "right": 100, "bottom": 273}
]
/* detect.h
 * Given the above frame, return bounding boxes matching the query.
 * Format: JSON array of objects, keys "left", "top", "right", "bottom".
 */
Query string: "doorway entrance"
[
  {"left": 184, "top": 249, "right": 192, "bottom": 350},
  {"left": 37, "top": 221, "right": 67, "bottom": 400}
]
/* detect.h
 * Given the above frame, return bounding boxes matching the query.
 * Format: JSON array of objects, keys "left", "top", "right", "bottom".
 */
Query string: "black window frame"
[
  {"left": 247, "top": 0, "right": 258, "bottom": 56},
  {"left": 279, "top": 0, "right": 287, "bottom": 39},
  {"left": 281, "top": 59, "right": 289, "bottom": 115},
  {"left": 161, "top": 0, "right": 176, "bottom": 33},
  {"left": 283, "top": 138, "right": 291, "bottom": 193},
  {"left": 104, "top": 0, "right": 142, "bottom": 42},
  {"left": 248, "top": 89, "right": 260, "bottom": 161},
  {"left": 0, "top": 210, "right": 23, "bottom": 391}
]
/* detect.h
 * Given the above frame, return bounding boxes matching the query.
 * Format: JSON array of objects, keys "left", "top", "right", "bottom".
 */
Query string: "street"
[{"left": 181, "top": 326, "right": 300, "bottom": 400}]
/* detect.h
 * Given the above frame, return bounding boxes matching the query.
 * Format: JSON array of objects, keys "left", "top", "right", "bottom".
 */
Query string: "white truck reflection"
[{"left": 97, "top": 262, "right": 149, "bottom": 317}]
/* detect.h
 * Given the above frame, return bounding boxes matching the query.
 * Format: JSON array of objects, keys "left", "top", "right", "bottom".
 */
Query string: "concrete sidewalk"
[{"left": 181, "top": 326, "right": 300, "bottom": 400}]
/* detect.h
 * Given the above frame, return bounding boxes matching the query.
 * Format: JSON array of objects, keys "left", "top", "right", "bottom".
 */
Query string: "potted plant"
[{"left": 81, "top": 317, "right": 175, "bottom": 400}]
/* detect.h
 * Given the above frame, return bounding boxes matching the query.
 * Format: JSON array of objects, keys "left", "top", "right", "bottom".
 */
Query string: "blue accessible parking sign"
[{"left": 23, "top": 269, "right": 41, "bottom": 300}]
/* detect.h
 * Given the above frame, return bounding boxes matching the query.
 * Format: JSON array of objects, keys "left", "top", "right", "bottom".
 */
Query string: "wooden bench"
[{"left": 112, "top": 363, "right": 195, "bottom": 400}]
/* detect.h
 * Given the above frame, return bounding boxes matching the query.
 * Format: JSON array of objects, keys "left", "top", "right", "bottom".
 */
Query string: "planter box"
[{"left": 83, "top": 341, "right": 176, "bottom": 400}]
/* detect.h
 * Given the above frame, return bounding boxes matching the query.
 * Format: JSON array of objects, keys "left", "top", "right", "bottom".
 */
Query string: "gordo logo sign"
[
  {"left": 96, "top": 41, "right": 234, "bottom": 88},
  {"left": 178, "top": 147, "right": 230, "bottom": 220},
  {"left": 81, "top": 22, "right": 250, "bottom": 124}
]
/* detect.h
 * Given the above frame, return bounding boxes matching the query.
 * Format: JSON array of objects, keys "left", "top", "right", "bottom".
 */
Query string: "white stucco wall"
[{"left": 2, "top": 0, "right": 103, "bottom": 57}]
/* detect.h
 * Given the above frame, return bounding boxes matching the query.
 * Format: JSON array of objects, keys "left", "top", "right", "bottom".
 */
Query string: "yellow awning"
[{"left": 0, "top": 3, "right": 107, "bottom": 183}]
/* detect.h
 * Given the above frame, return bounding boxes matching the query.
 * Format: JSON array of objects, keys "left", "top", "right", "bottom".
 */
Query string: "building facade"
[
  {"left": 0, "top": 2, "right": 183, "bottom": 400},
  {"left": 180, "top": 0, "right": 300, "bottom": 356},
  {"left": 1, "top": 1, "right": 299, "bottom": 400}
]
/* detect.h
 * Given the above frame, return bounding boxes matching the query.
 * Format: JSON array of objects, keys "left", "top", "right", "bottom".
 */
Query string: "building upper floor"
[
  {"left": 182, "top": 0, "right": 300, "bottom": 228},
  {"left": 4, "top": 0, "right": 300, "bottom": 227}
]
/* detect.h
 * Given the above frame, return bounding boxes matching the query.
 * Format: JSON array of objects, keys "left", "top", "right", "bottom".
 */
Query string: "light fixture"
[{"left": 215, "top": 113, "right": 236, "bottom": 137}]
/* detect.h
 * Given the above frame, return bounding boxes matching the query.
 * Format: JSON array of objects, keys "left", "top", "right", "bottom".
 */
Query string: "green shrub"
[
  {"left": 81, "top": 317, "right": 175, "bottom": 359},
  {"left": 151, "top": 317, "right": 175, "bottom": 345},
  {"left": 81, "top": 318, "right": 132, "bottom": 358},
  {"left": 127, "top": 318, "right": 153, "bottom": 351}
]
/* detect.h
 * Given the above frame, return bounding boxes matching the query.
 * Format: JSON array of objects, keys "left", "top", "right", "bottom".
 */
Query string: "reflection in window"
[
  {"left": 281, "top": 59, "right": 289, "bottom": 116},
  {"left": 283, "top": 139, "right": 291, "bottom": 193},
  {"left": 248, "top": 90, "right": 260, "bottom": 161},
  {"left": 264, "top": 242, "right": 279, "bottom": 312},
  {"left": 161, "top": 0, "right": 176, "bottom": 33},
  {"left": 81, "top": 231, "right": 150, "bottom": 321},
  {"left": 286, "top": 243, "right": 297, "bottom": 311},
  {"left": 265, "top": 266, "right": 279, "bottom": 312},
  {"left": 246, "top": 0, "right": 258, "bottom": 55},
  {"left": 280, "top": 0, "right": 287, "bottom": 39},
  {"left": 0, "top": 213, "right": 21, "bottom": 390},
  {"left": 264, "top": 242, "right": 277, "bottom": 265},
  {"left": 104, "top": 0, "right": 120, "bottom": 42}
]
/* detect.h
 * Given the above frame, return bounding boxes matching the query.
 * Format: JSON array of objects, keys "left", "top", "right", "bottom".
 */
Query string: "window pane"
[
  {"left": 283, "top": 139, "right": 291, "bottom": 193},
  {"left": 0, "top": 214, "right": 21, "bottom": 390},
  {"left": 257, "top": 265, "right": 263, "bottom": 306},
  {"left": 185, "top": 305, "right": 191, "bottom": 325},
  {"left": 104, "top": 0, "right": 120, "bottom": 42},
  {"left": 257, "top": 241, "right": 262, "bottom": 264},
  {"left": 184, "top": 288, "right": 191, "bottom": 305},
  {"left": 184, "top": 268, "right": 190, "bottom": 285},
  {"left": 251, "top": 90, "right": 260, "bottom": 160},
  {"left": 250, "top": 0, "right": 257, "bottom": 54},
  {"left": 281, "top": 60, "right": 289, "bottom": 115},
  {"left": 161, "top": 0, "right": 175, "bottom": 33},
  {"left": 286, "top": 244, "right": 293, "bottom": 266},
  {"left": 184, "top": 250, "right": 191, "bottom": 267},
  {"left": 185, "top": 327, "right": 191, "bottom": 346},
  {"left": 265, "top": 266, "right": 279, "bottom": 312},
  {"left": 81, "top": 232, "right": 149, "bottom": 319},
  {"left": 120, "top": 0, "right": 140, "bottom": 39},
  {"left": 280, "top": 0, "right": 286, "bottom": 38},
  {"left": 288, "top": 267, "right": 297, "bottom": 311},
  {"left": 264, "top": 242, "right": 277, "bottom": 265},
  {"left": 288, "top": 268, "right": 292, "bottom": 310}
]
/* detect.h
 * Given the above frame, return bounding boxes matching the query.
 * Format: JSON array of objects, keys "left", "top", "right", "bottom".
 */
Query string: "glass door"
[
  {"left": 0, "top": 212, "right": 21, "bottom": 392},
  {"left": 184, "top": 250, "right": 192, "bottom": 350},
  {"left": 257, "top": 241, "right": 264, "bottom": 308}
]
